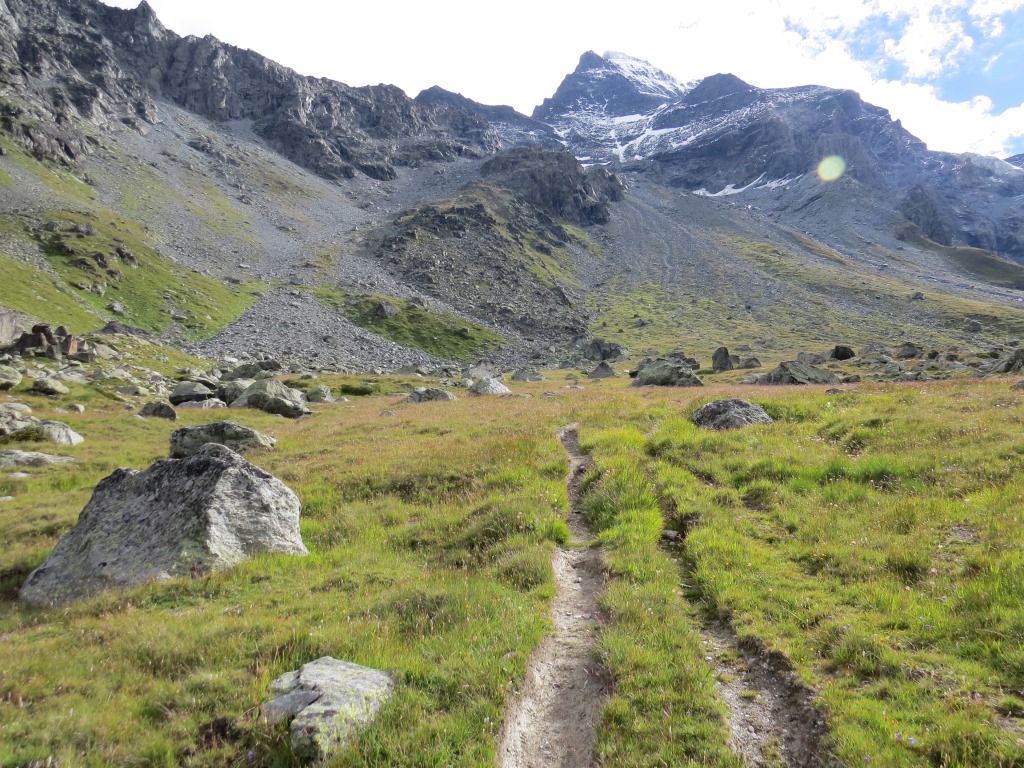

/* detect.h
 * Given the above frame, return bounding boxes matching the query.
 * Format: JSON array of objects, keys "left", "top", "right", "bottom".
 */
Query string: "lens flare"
[{"left": 817, "top": 155, "right": 846, "bottom": 182}]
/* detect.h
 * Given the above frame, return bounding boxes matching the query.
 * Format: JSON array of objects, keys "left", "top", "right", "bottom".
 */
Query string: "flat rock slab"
[
  {"left": 692, "top": 399, "right": 774, "bottom": 430},
  {"left": 19, "top": 443, "right": 306, "bottom": 606},
  {"left": 265, "top": 657, "right": 393, "bottom": 762},
  {"left": 0, "top": 450, "right": 75, "bottom": 468},
  {"left": 5, "top": 421, "right": 84, "bottom": 446},
  {"left": 405, "top": 387, "right": 457, "bottom": 403},
  {"left": 756, "top": 361, "right": 839, "bottom": 385}
]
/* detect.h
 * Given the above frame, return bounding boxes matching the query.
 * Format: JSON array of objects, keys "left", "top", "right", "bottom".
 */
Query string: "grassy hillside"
[
  {"left": 2, "top": 367, "right": 1024, "bottom": 765},
  {"left": 312, "top": 288, "right": 505, "bottom": 362},
  {"left": 0, "top": 139, "right": 264, "bottom": 339}
]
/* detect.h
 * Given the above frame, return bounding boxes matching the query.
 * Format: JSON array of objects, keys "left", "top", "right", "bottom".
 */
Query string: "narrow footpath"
[{"left": 498, "top": 425, "right": 609, "bottom": 768}]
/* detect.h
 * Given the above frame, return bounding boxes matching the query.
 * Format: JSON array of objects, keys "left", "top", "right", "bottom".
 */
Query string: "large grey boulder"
[
  {"left": 511, "top": 368, "right": 544, "bottom": 382},
  {"left": 138, "top": 402, "right": 177, "bottom": 421},
  {"left": 216, "top": 378, "right": 256, "bottom": 405},
  {"left": 692, "top": 399, "right": 774, "bottom": 430},
  {"left": 230, "top": 380, "right": 310, "bottom": 418},
  {"left": 169, "top": 381, "right": 215, "bottom": 406},
  {"left": 221, "top": 360, "right": 283, "bottom": 381},
  {"left": 31, "top": 378, "right": 70, "bottom": 396},
  {"left": 405, "top": 387, "right": 457, "bottom": 403},
  {"left": 711, "top": 347, "right": 734, "bottom": 372},
  {"left": 19, "top": 444, "right": 306, "bottom": 606},
  {"left": 985, "top": 349, "right": 1024, "bottom": 375},
  {"left": 757, "top": 361, "right": 839, "bottom": 386},
  {"left": 0, "top": 312, "right": 25, "bottom": 347},
  {"left": 264, "top": 657, "right": 394, "bottom": 762},
  {"left": 469, "top": 377, "right": 512, "bottom": 395},
  {"left": 0, "top": 365, "right": 22, "bottom": 391},
  {"left": 588, "top": 361, "right": 617, "bottom": 379},
  {"left": 305, "top": 385, "right": 335, "bottom": 403},
  {"left": 630, "top": 359, "right": 704, "bottom": 387},
  {"left": 169, "top": 420, "right": 276, "bottom": 459},
  {"left": 0, "top": 404, "right": 36, "bottom": 436},
  {"left": 0, "top": 450, "right": 75, "bottom": 468}
]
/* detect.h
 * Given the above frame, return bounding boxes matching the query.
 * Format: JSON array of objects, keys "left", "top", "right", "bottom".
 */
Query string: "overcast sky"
[{"left": 99, "top": 0, "right": 1024, "bottom": 158}]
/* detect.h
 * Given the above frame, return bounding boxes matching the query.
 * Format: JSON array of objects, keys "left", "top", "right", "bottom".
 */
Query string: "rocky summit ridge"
[{"left": 1, "top": 2, "right": 1024, "bottom": 373}]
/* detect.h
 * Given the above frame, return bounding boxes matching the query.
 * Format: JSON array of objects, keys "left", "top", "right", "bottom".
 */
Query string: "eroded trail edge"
[
  {"left": 698, "top": 620, "right": 826, "bottom": 767},
  {"left": 498, "top": 425, "right": 609, "bottom": 768}
]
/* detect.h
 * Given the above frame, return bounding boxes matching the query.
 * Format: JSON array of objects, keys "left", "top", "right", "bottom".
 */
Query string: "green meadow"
[{"left": 1, "top": 371, "right": 1023, "bottom": 766}]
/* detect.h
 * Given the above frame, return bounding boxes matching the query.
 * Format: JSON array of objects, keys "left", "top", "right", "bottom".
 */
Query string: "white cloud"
[{"left": 882, "top": 10, "right": 973, "bottom": 78}]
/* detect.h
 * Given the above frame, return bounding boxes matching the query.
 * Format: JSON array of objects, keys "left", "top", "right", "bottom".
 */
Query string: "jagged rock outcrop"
[
  {"left": 0, "top": 0, "right": 500, "bottom": 178},
  {"left": 416, "top": 86, "right": 560, "bottom": 149},
  {"left": 19, "top": 443, "right": 306, "bottom": 606},
  {"left": 480, "top": 147, "right": 623, "bottom": 226}
]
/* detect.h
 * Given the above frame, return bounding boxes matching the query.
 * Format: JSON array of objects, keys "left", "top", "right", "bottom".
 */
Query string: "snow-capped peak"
[{"left": 601, "top": 51, "right": 692, "bottom": 100}]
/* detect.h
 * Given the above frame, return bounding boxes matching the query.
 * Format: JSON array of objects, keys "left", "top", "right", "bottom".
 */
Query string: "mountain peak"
[{"left": 534, "top": 50, "right": 690, "bottom": 121}]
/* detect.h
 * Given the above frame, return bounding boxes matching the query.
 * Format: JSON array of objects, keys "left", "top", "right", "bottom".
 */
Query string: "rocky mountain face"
[
  {"left": 536, "top": 51, "right": 1024, "bottom": 262},
  {"left": 416, "top": 86, "right": 560, "bottom": 151},
  {"left": 2, "top": 2, "right": 1024, "bottom": 374},
  {"left": 0, "top": 0, "right": 500, "bottom": 180},
  {"left": 359, "top": 148, "right": 622, "bottom": 345}
]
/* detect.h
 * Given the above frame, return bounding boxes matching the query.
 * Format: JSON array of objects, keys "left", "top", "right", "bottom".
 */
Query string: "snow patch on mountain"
[{"left": 602, "top": 51, "right": 693, "bottom": 101}]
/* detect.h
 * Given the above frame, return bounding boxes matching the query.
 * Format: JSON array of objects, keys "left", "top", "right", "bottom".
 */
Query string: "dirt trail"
[
  {"left": 698, "top": 621, "right": 826, "bottom": 767},
  {"left": 498, "top": 425, "right": 609, "bottom": 768}
]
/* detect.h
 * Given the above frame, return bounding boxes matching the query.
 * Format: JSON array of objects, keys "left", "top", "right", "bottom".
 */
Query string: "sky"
[{"left": 98, "top": 0, "right": 1024, "bottom": 158}]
